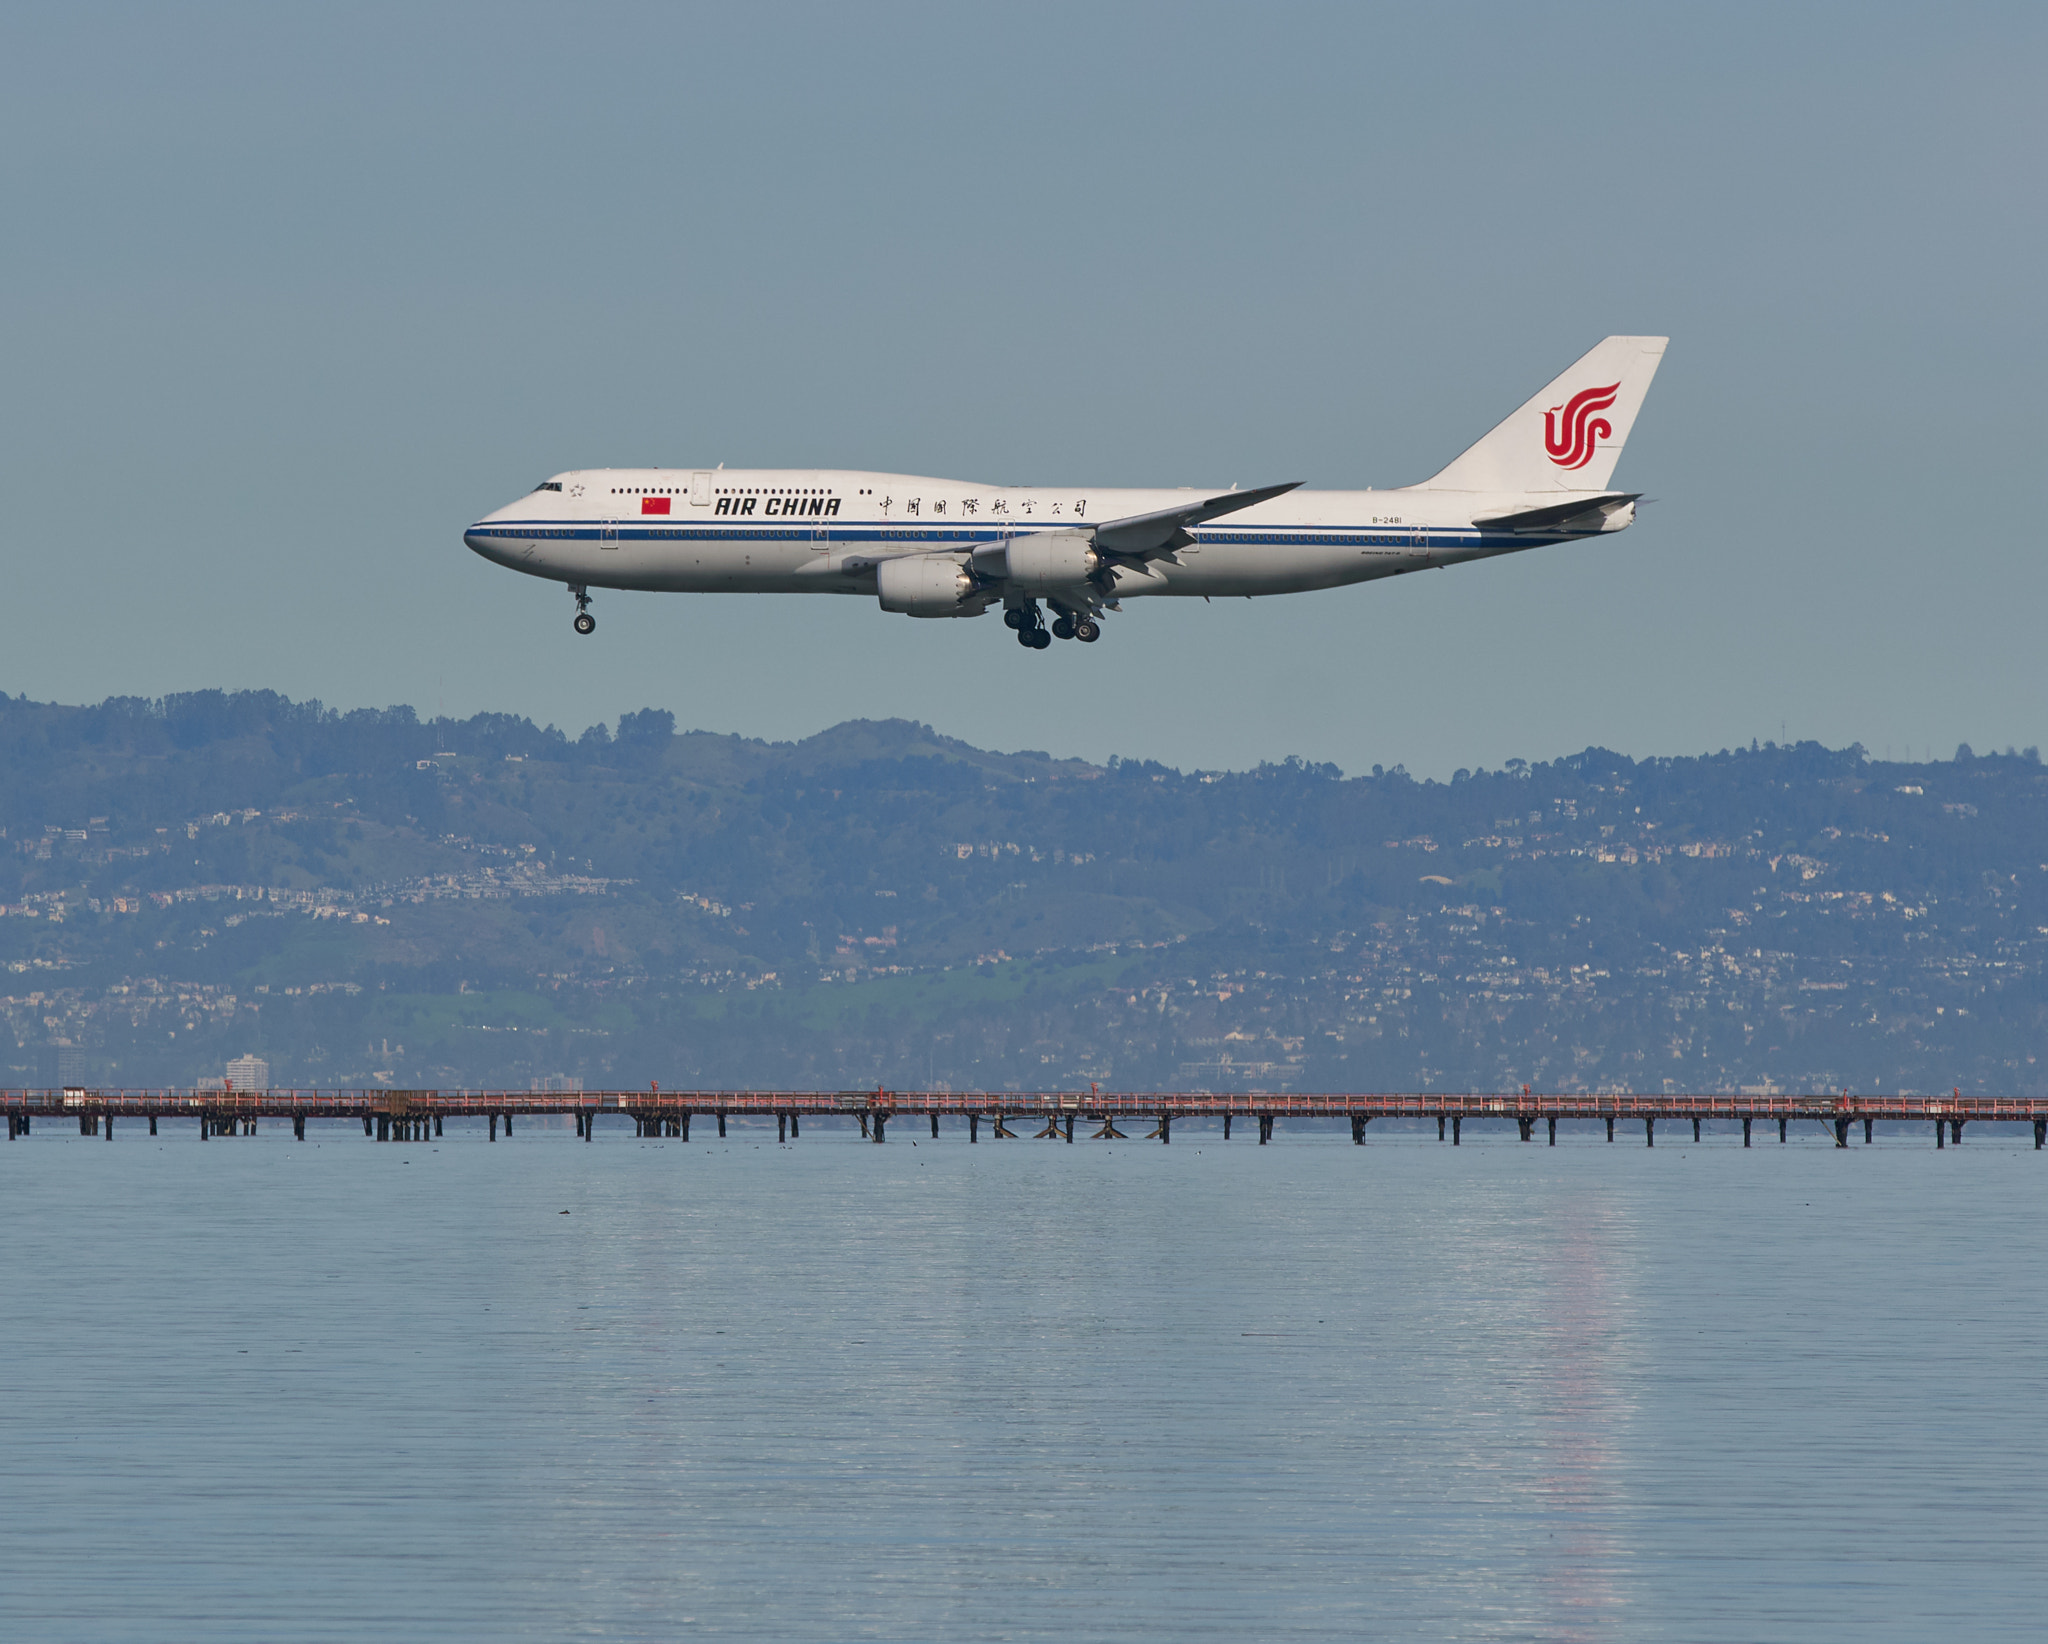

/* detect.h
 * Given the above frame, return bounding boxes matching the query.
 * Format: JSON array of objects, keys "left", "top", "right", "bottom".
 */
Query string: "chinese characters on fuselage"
[{"left": 877, "top": 497, "right": 1087, "bottom": 520}]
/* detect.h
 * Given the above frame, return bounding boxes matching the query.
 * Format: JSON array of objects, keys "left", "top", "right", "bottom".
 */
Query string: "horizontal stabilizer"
[
  {"left": 1091, "top": 480, "right": 1301, "bottom": 558},
  {"left": 1473, "top": 492, "right": 1639, "bottom": 532}
]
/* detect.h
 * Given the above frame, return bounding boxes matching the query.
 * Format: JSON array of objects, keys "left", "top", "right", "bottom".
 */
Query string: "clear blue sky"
[{"left": 2, "top": 2, "right": 2041, "bottom": 775}]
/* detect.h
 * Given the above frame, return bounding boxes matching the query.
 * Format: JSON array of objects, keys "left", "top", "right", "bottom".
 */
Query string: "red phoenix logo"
[{"left": 1543, "top": 382, "right": 1620, "bottom": 470}]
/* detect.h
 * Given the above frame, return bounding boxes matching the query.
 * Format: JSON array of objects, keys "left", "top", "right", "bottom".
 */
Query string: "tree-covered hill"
[{"left": 3, "top": 690, "right": 2042, "bottom": 1096}]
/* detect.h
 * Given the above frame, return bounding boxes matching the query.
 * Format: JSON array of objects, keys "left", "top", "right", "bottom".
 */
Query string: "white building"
[{"left": 225, "top": 1054, "right": 270, "bottom": 1091}]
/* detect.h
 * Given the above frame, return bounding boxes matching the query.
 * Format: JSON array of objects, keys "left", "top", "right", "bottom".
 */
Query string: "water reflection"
[{"left": 1535, "top": 1193, "right": 1635, "bottom": 1641}]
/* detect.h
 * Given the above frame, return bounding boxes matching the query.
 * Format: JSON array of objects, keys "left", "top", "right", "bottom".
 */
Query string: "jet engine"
[
  {"left": 876, "top": 554, "right": 985, "bottom": 617},
  {"left": 996, "top": 530, "right": 1099, "bottom": 595}
]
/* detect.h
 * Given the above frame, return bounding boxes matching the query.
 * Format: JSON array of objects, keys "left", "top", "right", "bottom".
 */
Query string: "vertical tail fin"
[{"left": 1416, "top": 335, "right": 1667, "bottom": 492}]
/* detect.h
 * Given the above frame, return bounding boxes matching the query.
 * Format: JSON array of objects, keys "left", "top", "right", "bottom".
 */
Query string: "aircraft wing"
[{"left": 1089, "top": 481, "right": 1302, "bottom": 559}]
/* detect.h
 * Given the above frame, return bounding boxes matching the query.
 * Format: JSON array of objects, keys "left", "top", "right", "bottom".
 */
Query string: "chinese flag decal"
[{"left": 641, "top": 496, "right": 671, "bottom": 515}]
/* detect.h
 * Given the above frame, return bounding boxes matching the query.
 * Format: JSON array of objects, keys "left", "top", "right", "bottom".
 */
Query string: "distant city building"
[
  {"left": 530, "top": 1075, "right": 583, "bottom": 1094},
  {"left": 39, "top": 1042, "right": 91, "bottom": 1089},
  {"left": 225, "top": 1054, "right": 270, "bottom": 1091}
]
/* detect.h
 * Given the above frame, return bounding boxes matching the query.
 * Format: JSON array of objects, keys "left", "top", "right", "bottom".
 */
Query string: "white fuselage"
[{"left": 464, "top": 469, "right": 1632, "bottom": 601}]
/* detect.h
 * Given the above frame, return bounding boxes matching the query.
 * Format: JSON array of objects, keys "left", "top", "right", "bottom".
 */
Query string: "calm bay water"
[{"left": 3, "top": 1119, "right": 2044, "bottom": 1642}]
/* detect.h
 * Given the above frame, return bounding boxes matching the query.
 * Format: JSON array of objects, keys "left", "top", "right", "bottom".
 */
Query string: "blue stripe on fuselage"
[{"left": 465, "top": 522, "right": 1573, "bottom": 550}]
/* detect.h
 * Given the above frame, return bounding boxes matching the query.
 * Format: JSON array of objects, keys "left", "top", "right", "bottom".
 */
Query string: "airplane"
[{"left": 464, "top": 335, "right": 1666, "bottom": 650}]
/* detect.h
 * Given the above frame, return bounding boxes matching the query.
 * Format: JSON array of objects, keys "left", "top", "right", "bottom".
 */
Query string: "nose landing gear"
[{"left": 569, "top": 585, "right": 595, "bottom": 635}]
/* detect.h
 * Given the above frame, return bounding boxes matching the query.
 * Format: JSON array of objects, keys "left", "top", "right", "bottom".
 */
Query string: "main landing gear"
[
  {"left": 1006, "top": 603, "right": 1098, "bottom": 649},
  {"left": 1005, "top": 604, "right": 1052, "bottom": 649},
  {"left": 569, "top": 584, "right": 595, "bottom": 635}
]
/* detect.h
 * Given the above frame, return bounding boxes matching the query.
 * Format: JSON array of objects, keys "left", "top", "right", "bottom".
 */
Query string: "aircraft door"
[
  {"left": 601, "top": 525, "right": 619, "bottom": 550},
  {"left": 690, "top": 471, "right": 711, "bottom": 506}
]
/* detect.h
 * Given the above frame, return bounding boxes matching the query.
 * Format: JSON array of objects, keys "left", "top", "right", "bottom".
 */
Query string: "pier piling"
[
  {"left": 1865, "top": 1117, "right": 1874, "bottom": 1144},
  {"left": 1353, "top": 1115, "right": 1366, "bottom": 1144},
  {"left": 1742, "top": 1116, "right": 1752, "bottom": 1146},
  {"left": 717, "top": 1111, "right": 727, "bottom": 1138},
  {"left": 1518, "top": 1117, "right": 1534, "bottom": 1142},
  {"left": 930, "top": 1114, "right": 939, "bottom": 1140},
  {"left": 1936, "top": 1120, "right": 1945, "bottom": 1148},
  {"left": 1548, "top": 1116, "right": 1557, "bottom": 1145},
  {"left": 872, "top": 1112, "right": 888, "bottom": 1143},
  {"left": 1692, "top": 1117, "right": 1702, "bottom": 1142},
  {"left": 1451, "top": 1115, "right": 1461, "bottom": 1146},
  {"left": 1645, "top": 1117, "right": 1655, "bottom": 1147},
  {"left": 1605, "top": 1115, "right": 1614, "bottom": 1142},
  {"left": 1779, "top": 1117, "right": 1788, "bottom": 1143},
  {"left": 969, "top": 1114, "right": 978, "bottom": 1142},
  {"left": 1834, "top": 1116, "right": 1850, "bottom": 1148}
]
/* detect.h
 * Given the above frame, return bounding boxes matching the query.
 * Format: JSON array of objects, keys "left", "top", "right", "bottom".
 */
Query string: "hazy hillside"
[{"left": 2, "top": 690, "right": 2042, "bottom": 1096}]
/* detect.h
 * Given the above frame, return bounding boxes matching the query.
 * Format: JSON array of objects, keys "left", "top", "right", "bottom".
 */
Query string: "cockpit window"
[{"left": 533, "top": 480, "right": 563, "bottom": 492}]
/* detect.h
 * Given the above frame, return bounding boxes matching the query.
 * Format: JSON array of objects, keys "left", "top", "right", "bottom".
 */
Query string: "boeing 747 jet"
[{"left": 465, "top": 336, "right": 1666, "bottom": 649}]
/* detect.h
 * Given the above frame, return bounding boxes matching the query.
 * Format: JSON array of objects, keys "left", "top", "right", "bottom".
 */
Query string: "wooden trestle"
[{"left": 3, "top": 1088, "right": 2044, "bottom": 1148}]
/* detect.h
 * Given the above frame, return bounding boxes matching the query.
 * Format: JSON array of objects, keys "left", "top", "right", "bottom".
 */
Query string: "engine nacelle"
[
  {"left": 997, "top": 530, "right": 1099, "bottom": 595},
  {"left": 876, "top": 553, "right": 983, "bottom": 617}
]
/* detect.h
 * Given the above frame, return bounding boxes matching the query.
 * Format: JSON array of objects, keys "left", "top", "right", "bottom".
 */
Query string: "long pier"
[{"left": 3, "top": 1087, "right": 2044, "bottom": 1148}]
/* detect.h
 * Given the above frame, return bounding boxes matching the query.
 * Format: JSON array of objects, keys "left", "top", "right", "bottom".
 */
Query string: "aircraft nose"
[{"left": 464, "top": 520, "right": 518, "bottom": 565}]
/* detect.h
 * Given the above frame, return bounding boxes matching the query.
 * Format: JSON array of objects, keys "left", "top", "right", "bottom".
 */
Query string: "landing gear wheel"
[
  {"left": 1003, "top": 608, "right": 1029, "bottom": 631},
  {"left": 573, "top": 611, "right": 596, "bottom": 636},
  {"left": 1015, "top": 625, "right": 1037, "bottom": 648},
  {"left": 1051, "top": 616, "right": 1076, "bottom": 640},
  {"left": 1027, "top": 627, "right": 1053, "bottom": 649},
  {"left": 1074, "top": 617, "right": 1100, "bottom": 643}
]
